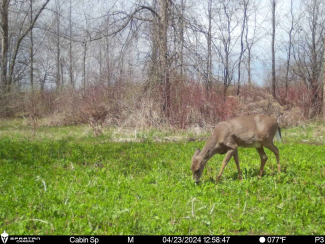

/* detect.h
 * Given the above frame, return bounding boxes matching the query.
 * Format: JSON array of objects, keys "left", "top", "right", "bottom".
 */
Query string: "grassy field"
[{"left": 0, "top": 119, "right": 325, "bottom": 235}]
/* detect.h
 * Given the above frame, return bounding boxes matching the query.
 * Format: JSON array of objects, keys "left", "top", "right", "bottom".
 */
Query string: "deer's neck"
[{"left": 199, "top": 137, "right": 217, "bottom": 164}]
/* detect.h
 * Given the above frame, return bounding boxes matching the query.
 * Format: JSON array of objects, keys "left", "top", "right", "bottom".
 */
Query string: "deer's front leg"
[
  {"left": 216, "top": 149, "right": 235, "bottom": 183},
  {"left": 233, "top": 149, "right": 242, "bottom": 180}
]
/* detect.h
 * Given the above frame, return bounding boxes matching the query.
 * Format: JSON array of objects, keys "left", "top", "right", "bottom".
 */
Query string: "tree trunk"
[
  {"left": 271, "top": 0, "right": 276, "bottom": 98},
  {"left": 83, "top": 41, "right": 87, "bottom": 90},
  {"left": 106, "top": 34, "right": 111, "bottom": 85},
  {"left": 180, "top": 0, "right": 185, "bottom": 77},
  {"left": 148, "top": 1, "right": 159, "bottom": 90},
  {"left": 56, "top": 3, "right": 61, "bottom": 91},
  {"left": 224, "top": 42, "right": 229, "bottom": 101},
  {"left": 7, "top": 0, "right": 50, "bottom": 91},
  {"left": 206, "top": 0, "right": 212, "bottom": 93},
  {"left": 310, "top": 79, "right": 321, "bottom": 117},
  {"left": 310, "top": 1, "right": 322, "bottom": 117},
  {"left": 285, "top": 0, "right": 294, "bottom": 99},
  {"left": 69, "top": 0, "right": 74, "bottom": 88},
  {"left": 159, "top": 0, "right": 170, "bottom": 117},
  {"left": 99, "top": 44, "right": 102, "bottom": 81},
  {"left": 237, "top": 0, "right": 248, "bottom": 96},
  {"left": 321, "top": 37, "right": 325, "bottom": 116},
  {"left": 0, "top": 0, "right": 9, "bottom": 91},
  {"left": 247, "top": 46, "right": 252, "bottom": 85},
  {"left": 30, "top": 0, "right": 34, "bottom": 91}
]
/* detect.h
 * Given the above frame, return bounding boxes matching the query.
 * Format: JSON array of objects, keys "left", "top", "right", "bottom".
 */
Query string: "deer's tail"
[{"left": 275, "top": 126, "right": 282, "bottom": 142}]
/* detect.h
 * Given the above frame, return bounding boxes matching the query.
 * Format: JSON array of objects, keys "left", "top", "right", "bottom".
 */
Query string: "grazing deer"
[{"left": 191, "top": 114, "right": 281, "bottom": 183}]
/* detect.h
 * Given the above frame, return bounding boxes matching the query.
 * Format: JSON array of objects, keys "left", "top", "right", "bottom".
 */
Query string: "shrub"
[{"left": 0, "top": 79, "right": 314, "bottom": 131}]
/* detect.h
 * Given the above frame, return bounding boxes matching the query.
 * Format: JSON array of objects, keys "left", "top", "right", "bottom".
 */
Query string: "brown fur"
[{"left": 191, "top": 114, "right": 281, "bottom": 183}]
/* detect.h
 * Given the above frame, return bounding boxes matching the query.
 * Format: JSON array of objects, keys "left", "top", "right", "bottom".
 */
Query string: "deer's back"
[{"left": 215, "top": 115, "right": 278, "bottom": 148}]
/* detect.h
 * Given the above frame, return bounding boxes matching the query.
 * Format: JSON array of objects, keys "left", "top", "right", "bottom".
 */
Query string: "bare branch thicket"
[
  {"left": 244, "top": 0, "right": 267, "bottom": 86},
  {"left": 1, "top": 0, "right": 324, "bottom": 126},
  {"left": 212, "top": 0, "right": 241, "bottom": 100},
  {"left": 0, "top": 0, "right": 51, "bottom": 92},
  {"left": 291, "top": 0, "right": 325, "bottom": 117}
]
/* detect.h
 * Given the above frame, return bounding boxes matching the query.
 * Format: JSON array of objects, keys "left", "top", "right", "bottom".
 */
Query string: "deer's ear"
[{"left": 194, "top": 148, "right": 201, "bottom": 156}]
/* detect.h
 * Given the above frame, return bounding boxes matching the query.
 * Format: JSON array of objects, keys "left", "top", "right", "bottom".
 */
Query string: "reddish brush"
[
  {"left": 1, "top": 78, "right": 316, "bottom": 130},
  {"left": 168, "top": 79, "right": 238, "bottom": 129}
]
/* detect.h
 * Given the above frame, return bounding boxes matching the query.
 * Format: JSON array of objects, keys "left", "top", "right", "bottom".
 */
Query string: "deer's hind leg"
[
  {"left": 263, "top": 142, "right": 281, "bottom": 173},
  {"left": 255, "top": 146, "right": 268, "bottom": 177},
  {"left": 233, "top": 149, "right": 242, "bottom": 180}
]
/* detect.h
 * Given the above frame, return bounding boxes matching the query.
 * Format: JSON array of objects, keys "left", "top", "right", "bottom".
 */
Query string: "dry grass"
[
  {"left": 2, "top": 116, "right": 325, "bottom": 145},
  {"left": 1, "top": 82, "right": 323, "bottom": 133}
]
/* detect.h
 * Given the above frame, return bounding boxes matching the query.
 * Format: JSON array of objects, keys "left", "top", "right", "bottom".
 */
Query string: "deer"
[{"left": 190, "top": 114, "right": 281, "bottom": 183}]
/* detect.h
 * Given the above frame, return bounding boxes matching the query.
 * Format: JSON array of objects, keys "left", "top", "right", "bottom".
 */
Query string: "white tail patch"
[{"left": 275, "top": 128, "right": 281, "bottom": 142}]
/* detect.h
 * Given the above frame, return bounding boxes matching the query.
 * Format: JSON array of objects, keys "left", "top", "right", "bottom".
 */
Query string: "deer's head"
[{"left": 191, "top": 148, "right": 207, "bottom": 183}]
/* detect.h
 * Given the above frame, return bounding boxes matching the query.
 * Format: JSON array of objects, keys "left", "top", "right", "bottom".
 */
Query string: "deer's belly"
[{"left": 237, "top": 140, "right": 262, "bottom": 148}]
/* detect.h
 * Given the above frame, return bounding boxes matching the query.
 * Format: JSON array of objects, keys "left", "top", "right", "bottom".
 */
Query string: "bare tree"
[
  {"left": 68, "top": 0, "right": 74, "bottom": 88},
  {"left": 237, "top": 0, "right": 249, "bottom": 95},
  {"left": 284, "top": 0, "right": 295, "bottom": 99},
  {"left": 83, "top": 40, "right": 87, "bottom": 90},
  {"left": 0, "top": 0, "right": 9, "bottom": 91},
  {"left": 55, "top": 0, "right": 61, "bottom": 91},
  {"left": 30, "top": 0, "right": 34, "bottom": 91},
  {"left": 159, "top": 0, "right": 170, "bottom": 117},
  {"left": 292, "top": 0, "right": 325, "bottom": 117},
  {"left": 320, "top": 1, "right": 325, "bottom": 115},
  {"left": 244, "top": 0, "right": 265, "bottom": 86},
  {"left": 180, "top": 0, "right": 185, "bottom": 76},
  {"left": 271, "top": 0, "right": 276, "bottom": 98},
  {"left": 212, "top": 0, "right": 241, "bottom": 100},
  {"left": 0, "top": 0, "right": 50, "bottom": 92},
  {"left": 206, "top": 0, "right": 212, "bottom": 92}
]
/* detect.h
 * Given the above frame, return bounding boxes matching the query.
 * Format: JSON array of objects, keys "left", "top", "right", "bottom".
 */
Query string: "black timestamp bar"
[{"left": 4, "top": 235, "right": 325, "bottom": 244}]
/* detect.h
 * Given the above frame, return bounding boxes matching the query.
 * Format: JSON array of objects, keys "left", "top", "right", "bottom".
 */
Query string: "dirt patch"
[{"left": 111, "top": 136, "right": 208, "bottom": 143}]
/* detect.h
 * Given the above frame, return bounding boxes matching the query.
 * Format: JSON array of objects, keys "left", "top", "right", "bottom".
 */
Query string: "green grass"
[{"left": 0, "top": 120, "right": 325, "bottom": 235}]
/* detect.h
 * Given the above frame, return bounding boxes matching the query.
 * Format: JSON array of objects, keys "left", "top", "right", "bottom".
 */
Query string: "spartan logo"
[{"left": 1, "top": 231, "right": 8, "bottom": 244}]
